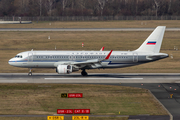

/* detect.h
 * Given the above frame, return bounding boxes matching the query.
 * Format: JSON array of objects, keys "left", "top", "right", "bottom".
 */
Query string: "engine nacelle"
[{"left": 57, "top": 65, "right": 72, "bottom": 74}]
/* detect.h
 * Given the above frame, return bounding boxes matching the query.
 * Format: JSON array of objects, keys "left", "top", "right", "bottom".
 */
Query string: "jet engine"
[{"left": 57, "top": 65, "right": 72, "bottom": 74}]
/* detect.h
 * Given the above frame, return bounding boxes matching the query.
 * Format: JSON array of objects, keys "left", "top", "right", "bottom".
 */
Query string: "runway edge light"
[{"left": 170, "top": 94, "right": 173, "bottom": 98}]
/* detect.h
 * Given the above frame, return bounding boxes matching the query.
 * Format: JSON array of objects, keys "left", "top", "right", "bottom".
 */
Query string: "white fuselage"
[{"left": 8, "top": 50, "right": 168, "bottom": 70}]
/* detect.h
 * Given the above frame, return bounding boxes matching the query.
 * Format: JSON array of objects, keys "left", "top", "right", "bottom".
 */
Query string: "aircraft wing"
[
  {"left": 71, "top": 59, "right": 100, "bottom": 65},
  {"left": 60, "top": 50, "right": 113, "bottom": 69}
]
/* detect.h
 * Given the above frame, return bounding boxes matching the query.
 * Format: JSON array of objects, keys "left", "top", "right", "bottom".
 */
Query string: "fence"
[{"left": 1, "top": 16, "right": 180, "bottom": 21}]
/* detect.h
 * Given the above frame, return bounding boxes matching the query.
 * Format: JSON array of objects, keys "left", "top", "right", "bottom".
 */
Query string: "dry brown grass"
[
  {"left": 0, "top": 117, "right": 128, "bottom": 120},
  {"left": 0, "top": 20, "right": 180, "bottom": 28},
  {"left": 0, "top": 84, "right": 168, "bottom": 116},
  {"left": 0, "top": 31, "right": 179, "bottom": 73}
]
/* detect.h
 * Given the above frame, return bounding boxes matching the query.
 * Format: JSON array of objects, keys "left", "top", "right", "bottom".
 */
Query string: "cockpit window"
[{"left": 15, "top": 55, "right": 22, "bottom": 58}]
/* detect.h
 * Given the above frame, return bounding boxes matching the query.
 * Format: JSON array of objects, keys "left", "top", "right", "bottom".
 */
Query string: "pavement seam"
[{"left": 148, "top": 89, "right": 173, "bottom": 120}]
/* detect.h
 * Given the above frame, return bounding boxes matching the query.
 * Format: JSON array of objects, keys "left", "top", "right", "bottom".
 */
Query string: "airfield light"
[{"left": 170, "top": 94, "right": 173, "bottom": 98}]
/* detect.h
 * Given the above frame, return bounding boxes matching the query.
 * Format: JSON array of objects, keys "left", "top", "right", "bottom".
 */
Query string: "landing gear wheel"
[
  {"left": 28, "top": 72, "right": 32, "bottom": 76},
  {"left": 28, "top": 68, "right": 32, "bottom": 76},
  {"left": 81, "top": 70, "right": 88, "bottom": 76}
]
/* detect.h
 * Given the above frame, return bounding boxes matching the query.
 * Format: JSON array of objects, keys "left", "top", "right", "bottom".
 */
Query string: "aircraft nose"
[{"left": 8, "top": 58, "right": 14, "bottom": 66}]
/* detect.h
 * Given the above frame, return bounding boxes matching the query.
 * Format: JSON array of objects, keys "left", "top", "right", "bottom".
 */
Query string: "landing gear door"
[
  {"left": 28, "top": 52, "right": 33, "bottom": 62},
  {"left": 133, "top": 53, "right": 138, "bottom": 62}
]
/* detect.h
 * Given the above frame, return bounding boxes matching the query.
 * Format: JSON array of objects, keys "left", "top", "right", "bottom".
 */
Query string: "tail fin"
[{"left": 135, "top": 26, "right": 166, "bottom": 53}]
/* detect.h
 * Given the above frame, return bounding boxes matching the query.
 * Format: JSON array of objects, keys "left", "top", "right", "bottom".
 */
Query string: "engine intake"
[{"left": 57, "top": 65, "right": 72, "bottom": 74}]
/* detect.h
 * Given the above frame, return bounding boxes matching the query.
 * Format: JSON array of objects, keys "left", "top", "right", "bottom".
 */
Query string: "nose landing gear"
[
  {"left": 81, "top": 69, "right": 88, "bottom": 76},
  {"left": 28, "top": 68, "right": 32, "bottom": 76}
]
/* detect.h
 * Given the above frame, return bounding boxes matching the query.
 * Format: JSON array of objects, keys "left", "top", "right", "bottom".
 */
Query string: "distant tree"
[
  {"left": 98, "top": 0, "right": 108, "bottom": 16},
  {"left": 0, "top": 0, "right": 16, "bottom": 16},
  {"left": 62, "top": 0, "right": 67, "bottom": 12},
  {"left": 154, "top": 0, "right": 160, "bottom": 17},
  {"left": 1, "top": 0, "right": 180, "bottom": 17},
  {"left": 28, "top": 0, "right": 39, "bottom": 16},
  {"left": 45, "top": 0, "right": 55, "bottom": 16},
  {"left": 13, "top": 0, "right": 30, "bottom": 16},
  {"left": 36, "top": 0, "right": 43, "bottom": 16}
]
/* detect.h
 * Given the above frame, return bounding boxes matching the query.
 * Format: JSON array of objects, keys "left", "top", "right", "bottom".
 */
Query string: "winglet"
[
  {"left": 100, "top": 47, "right": 105, "bottom": 51},
  {"left": 105, "top": 50, "right": 113, "bottom": 59}
]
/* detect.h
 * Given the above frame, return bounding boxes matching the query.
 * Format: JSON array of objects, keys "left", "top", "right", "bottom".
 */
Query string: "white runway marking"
[
  {"left": 0, "top": 80, "right": 28, "bottom": 83},
  {"left": 157, "top": 78, "right": 180, "bottom": 79},
  {"left": 44, "top": 78, "right": 143, "bottom": 80}
]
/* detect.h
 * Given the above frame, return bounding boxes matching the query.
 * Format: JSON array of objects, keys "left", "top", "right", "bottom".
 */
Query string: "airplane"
[{"left": 8, "top": 26, "right": 168, "bottom": 76}]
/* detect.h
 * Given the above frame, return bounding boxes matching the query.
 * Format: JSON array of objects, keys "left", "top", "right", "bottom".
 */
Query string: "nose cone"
[
  {"left": 8, "top": 58, "right": 13, "bottom": 66},
  {"left": 8, "top": 58, "right": 16, "bottom": 66}
]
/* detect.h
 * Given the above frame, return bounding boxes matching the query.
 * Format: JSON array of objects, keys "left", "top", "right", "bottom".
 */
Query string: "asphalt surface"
[
  {"left": 0, "top": 115, "right": 170, "bottom": 120},
  {"left": 0, "top": 73, "right": 180, "bottom": 84},
  {"left": 0, "top": 28, "right": 180, "bottom": 31},
  {"left": 118, "top": 83, "right": 180, "bottom": 120},
  {"left": 1, "top": 73, "right": 180, "bottom": 120}
]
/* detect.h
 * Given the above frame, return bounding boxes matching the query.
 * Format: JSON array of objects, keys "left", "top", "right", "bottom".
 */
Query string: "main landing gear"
[
  {"left": 28, "top": 68, "right": 32, "bottom": 76},
  {"left": 81, "top": 69, "right": 88, "bottom": 76}
]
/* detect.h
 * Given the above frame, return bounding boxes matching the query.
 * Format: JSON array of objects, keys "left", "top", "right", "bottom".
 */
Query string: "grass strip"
[{"left": 0, "top": 84, "right": 168, "bottom": 115}]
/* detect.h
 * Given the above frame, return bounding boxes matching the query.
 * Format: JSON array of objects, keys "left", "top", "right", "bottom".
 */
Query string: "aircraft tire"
[
  {"left": 28, "top": 72, "right": 32, "bottom": 76},
  {"left": 81, "top": 70, "right": 88, "bottom": 76}
]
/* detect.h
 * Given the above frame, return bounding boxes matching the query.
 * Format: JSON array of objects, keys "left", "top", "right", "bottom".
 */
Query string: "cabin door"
[
  {"left": 28, "top": 52, "right": 33, "bottom": 62},
  {"left": 133, "top": 53, "right": 138, "bottom": 62}
]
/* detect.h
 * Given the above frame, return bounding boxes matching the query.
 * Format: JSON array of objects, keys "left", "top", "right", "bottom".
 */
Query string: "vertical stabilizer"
[{"left": 135, "top": 26, "right": 166, "bottom": 53}]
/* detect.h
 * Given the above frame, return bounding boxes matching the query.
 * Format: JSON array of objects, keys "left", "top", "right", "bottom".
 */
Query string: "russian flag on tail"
[{"left": 147, "top": 41, "right": 156, "bottom": 45}]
